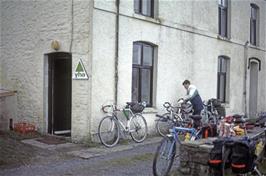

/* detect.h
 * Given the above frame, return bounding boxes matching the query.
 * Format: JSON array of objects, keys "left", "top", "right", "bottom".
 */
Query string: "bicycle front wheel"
[
  {"left": 129, "top": 114, "right": 147, "bottom": 143},
  {"left": 98, "top": 116, "right": 120, "bottom": 147},
  {"left": 156, "top": 113, "right": 175, "bottom": 137},
  {"left": 153, "top": 137, "right": 176, "bottom": 176}
]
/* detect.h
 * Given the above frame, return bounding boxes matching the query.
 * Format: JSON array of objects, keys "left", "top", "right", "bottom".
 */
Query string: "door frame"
[{"left": 44, "top": 52, "right": 72, "bottom": 135}]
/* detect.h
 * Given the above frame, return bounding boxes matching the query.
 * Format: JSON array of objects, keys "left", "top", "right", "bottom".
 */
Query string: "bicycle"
[
  {"left": 201, "top": 99, "right": 220, "bottom": 126},
  {"left": 152, "top": 114, "right": 203, "bottom": 176},
  {"left": 155, "top": 99, "right": 193, "bottom": 137},
  {"left": 98, "top": 102, "right": 148, "bottom": 148}
]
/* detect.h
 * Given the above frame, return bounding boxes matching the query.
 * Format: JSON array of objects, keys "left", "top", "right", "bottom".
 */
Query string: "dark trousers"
[{"left": 191, "top": 95, "right": 204, "bottom": 115}]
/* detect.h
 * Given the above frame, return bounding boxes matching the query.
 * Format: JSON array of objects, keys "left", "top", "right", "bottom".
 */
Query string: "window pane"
[
  {"left": 134, "top": 0, "right": 140, "bottom": 13},
  {"left": 141, "top": 69, "right": 151, "bottom": 105},
  {"left": 218, "top": 0, "right": 228, "bottom": 7},
  {"left": 251, "top": 7, "right": 257, "bottom": 19},
  {"left": 218, "top": 57, "right": 227, "bottom": 72},
  {"left": 142, "top": 0, "right": 151, "bottom": 16},
  {"left": 133, "top": 44, "right": 141, "bottom": 65},
  {"left": 218, "top": 73, "right": 226, "bottom": 102},
  {"left": 219, "top": 8, "right": 222, "bottom": 35},
  {"left": 250, "top": 20, "right": 256, "bottom": 45},
  {"left": 221, "top": 58, "right": 227, "bottom": 72},
  {"left": 132, "top": 68, "right": 139, "bottom": 102},
  {"left": 143, "top": 45, "right": 153, "bottom": 66},
  {"left": 219, "top": 8, "right": 227, "bottom": 37}
]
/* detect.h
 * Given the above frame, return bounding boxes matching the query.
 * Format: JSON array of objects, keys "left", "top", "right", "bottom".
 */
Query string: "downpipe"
[
  {"left": 114, "top": 0, "right": 120, "bottom": 105},
  {"left": 243, "top": 41, "right": 249, "bottom": 116}
]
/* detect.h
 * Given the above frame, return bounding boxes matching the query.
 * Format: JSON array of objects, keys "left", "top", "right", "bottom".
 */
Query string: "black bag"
[
  {"left": 208, "top": 138, "right": 234, "bottom": 175},
  {"left": 209, "top": 98, "right": 222, "bottom": 107},
  {"left": 209, "top": 139, "right": 224, "bottom": 170},
  {"left": 130, "top": 103, "right": 145, "bottom": 113},
  {"left": 231, "top": 140, "right": 256, "bottom": 174}
]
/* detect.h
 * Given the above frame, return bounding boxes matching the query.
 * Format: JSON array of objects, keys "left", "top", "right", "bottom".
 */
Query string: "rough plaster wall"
[
  {"left": 1, "top": 0, "right": 92, "bottom": 142},
  {"left": 90, "top": 8, "right": 116, "bottom": 135},
  {"left": 70, "top": 0, "right": 92, "bottom": 142},
  {"left": 0, "top": 0, "right": 2, "bottom": 89},
  {"left": 90, "top": 0, "right": 266, "bottom": 136}
]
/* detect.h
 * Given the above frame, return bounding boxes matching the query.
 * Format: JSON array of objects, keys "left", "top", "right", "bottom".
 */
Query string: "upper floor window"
[
  {"left": 250, "top": 4, "right": 259, "bottom": 46},
  {"left": 132, "top": 42, "right": 155, "bottom": 107},
  {"left": 134, "top": 0, "right": 154, "bottom": 17},
  {"left": 218, "top": 0, "right": 228, "bottom": 37},
  {"left": 217, "top": 56, "right": 230, "bottom": 103}
]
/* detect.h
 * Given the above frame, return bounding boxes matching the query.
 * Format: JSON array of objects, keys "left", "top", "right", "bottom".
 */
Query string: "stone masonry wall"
[
  {"left": 1, "top": 1, "right": 93, "bottom": 142},
  {"left": 177, "top": 139, "right": 214, "bottom": 176}
]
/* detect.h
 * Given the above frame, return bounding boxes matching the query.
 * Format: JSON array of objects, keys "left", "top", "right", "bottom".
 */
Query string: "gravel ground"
[
  {"left": 0, "top": 131, "right": 174, "bottom": 176},
  {"left": 0, "top": 141, "right": 165, "bottom": 176},
  {"left": 0, "top": 131, "right": 73, "bottom": 170}
]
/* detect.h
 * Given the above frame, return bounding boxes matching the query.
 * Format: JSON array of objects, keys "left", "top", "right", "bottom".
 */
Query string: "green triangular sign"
[{"left": 73, "top": 59, "right": 88, "bottom": 80}]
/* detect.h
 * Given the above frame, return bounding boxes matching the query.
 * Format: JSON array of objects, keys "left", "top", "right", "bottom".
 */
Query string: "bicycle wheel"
[
  {"left": 156, "top": 113, "right": 175, "bottom": 137},
  {"left": 153, "top": 137, "right": 176, "bottom": 176},
  {"left": 98, "top": 116, "right": 120, "bottom": 147},
  {"left": 129, "top": 113, "right": 147, "bottom": 143}
]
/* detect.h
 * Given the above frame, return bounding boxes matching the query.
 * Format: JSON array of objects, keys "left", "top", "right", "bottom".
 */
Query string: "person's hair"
[{"left": 182, "top": 80, "right": 190, "bottom": 85}]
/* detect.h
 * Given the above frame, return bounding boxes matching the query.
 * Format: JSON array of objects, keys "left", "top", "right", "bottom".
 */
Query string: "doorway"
[
  {"left": 47, "top": 52, "right": 72, "bottom": 135},
  {"left": 249, "top": 61, "right": 259, "bottom": 118}
]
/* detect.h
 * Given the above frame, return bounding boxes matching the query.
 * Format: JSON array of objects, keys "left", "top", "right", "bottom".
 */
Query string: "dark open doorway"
[{"left": 48, "top": 52, "right": 72, "bottom": 136}]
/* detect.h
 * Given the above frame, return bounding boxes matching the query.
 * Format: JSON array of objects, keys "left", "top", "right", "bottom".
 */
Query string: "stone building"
[{"left": 0, "top": 0, "right": 265, "bottom": 143}]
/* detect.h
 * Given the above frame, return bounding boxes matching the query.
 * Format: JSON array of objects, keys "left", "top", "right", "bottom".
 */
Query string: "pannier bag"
[
  {"left": 208, "top": 139, "right": 224, "bottom": 170},
  {"left": 208, "top": 138, "right": 234, "bottom": 175},
  {"left": 231, "top": 140, "right": 256, "bottom": 174},
  {"left": 130, "top": 102, "right": 145, "bottom": 113}
]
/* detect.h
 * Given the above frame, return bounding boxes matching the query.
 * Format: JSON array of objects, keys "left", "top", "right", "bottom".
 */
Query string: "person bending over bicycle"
[{"left": 182, "top": 80, "right": 204, "bottom": 115}]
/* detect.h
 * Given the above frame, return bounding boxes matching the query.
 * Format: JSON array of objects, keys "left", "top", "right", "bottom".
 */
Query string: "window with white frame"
[
  {"left": 217, "top": 56, "right": 230, "bottom": 103},
  {"left": 250, "top": 4, "right": 259, "bottom": 46},
  {"left": 132, "top": 42, "right": 155, "bottom": 107},
  {"left": 134, "top": 0, "right": 154, "bottom": 17},
  {"left": 218, "top": 0, "right": 228, "bottom": 38}
]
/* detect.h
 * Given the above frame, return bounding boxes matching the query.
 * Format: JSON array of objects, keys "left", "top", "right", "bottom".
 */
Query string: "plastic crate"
[{"left": 14, "top": 122, "right": 36, "bottom": 134}]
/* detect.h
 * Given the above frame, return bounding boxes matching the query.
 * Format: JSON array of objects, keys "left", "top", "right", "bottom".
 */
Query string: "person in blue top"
[{"left": 182, "top": 80, "right": 204, "bottom": 115}]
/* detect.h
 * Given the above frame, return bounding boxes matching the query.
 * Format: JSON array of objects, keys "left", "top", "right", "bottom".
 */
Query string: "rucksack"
[{"left": 231, "top": 140, "right": 256, "bottom": 174}]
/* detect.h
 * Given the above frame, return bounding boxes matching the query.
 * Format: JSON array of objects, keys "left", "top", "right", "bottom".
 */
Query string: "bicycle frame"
[
  {"left": 111, "top": 108, "right": 136, "bottom": 133},
  {"left": 168, "top": 126, "right": 200, "bottom": 143}
]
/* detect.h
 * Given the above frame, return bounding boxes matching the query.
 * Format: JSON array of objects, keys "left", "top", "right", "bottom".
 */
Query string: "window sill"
[
  {"left": 132, "top": 13, "right": 161, "bottom": 24},
  {"left": 249, "top": 44, "right": 259, "bottom": 49},
  {"left": 217, "top": 35, "right": 231, "bottom": 41},
  {"left": 143, "top": 107, "right": 158, "bottom": 114}
]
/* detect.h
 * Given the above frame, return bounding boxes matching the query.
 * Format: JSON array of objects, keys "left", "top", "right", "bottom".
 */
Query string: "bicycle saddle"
[{"left": 189, "top": 115, "right": 202, "bottom": 121}]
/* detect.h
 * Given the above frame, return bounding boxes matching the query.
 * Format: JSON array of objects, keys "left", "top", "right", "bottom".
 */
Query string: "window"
[
  {"left": 218, "top": 0, "right": 228, "bottom": 37},
  {"left": 250, "top": 4, "right": 259, "bottom": 46},
  {"left": 217, "top": 56, "right": 230, "bottom": 103},
  {"left": 134, "top": 0, "right": 154, "bottom": 17},
  {"left": 132, "top": 42, "right": 155, "bottom": 106}
]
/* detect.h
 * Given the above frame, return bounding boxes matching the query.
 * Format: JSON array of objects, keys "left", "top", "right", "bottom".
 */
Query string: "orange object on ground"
[{"left": 14, "top": 122, "right": 36, "bottom": 134}]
